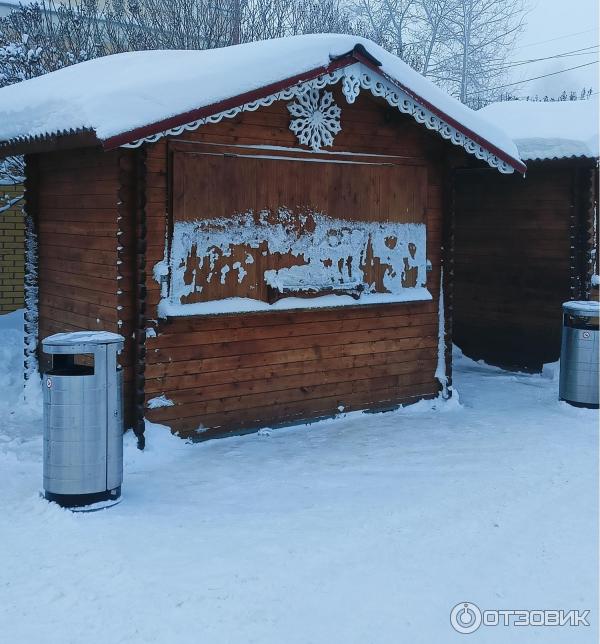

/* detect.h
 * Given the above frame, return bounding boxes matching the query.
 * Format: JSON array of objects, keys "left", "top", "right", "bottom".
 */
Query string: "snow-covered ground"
[{"left": 0, "top": 309, "right": 597, "bottom": 644}]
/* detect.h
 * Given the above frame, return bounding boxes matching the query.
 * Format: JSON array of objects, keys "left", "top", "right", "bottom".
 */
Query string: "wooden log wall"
[
  {"left": 34, "top": 147, "right": 138, "bottom": 427},
  {"left": 36, "top": 149, "right": 121, "bottom": 345},
  {"left": 573, "top": 166, "right": 598, "bottom": 301},
  {"left": 144, "top": 87, "right": 449, "bottom": 437},
  {"left": 453, "top": 161, "right": 597, "bottom": 371}
]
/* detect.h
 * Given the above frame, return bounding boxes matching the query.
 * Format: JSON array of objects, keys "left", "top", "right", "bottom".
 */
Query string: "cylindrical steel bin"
[
  {"left": 42, "top": 331, "right": 124, "bottom": 507},
  {"left": 559, "top": 300, "right": 599, "bottom": 408}
]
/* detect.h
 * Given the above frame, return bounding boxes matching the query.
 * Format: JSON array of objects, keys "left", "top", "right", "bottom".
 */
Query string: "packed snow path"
[{"left": 0, "top": 311, "right": 597, "bottom": 644}]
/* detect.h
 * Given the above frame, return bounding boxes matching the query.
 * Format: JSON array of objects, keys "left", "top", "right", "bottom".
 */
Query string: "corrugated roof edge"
[
  {"left": 522, "top": 153, "right": 598, "bottom": 162},
  {"left": 0, "top": 127, "right": 100, "bottom": 157}
]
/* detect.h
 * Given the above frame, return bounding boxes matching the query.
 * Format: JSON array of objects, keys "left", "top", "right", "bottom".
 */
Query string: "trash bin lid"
[
  {"left": 563, "top": 300, "right": 600, "bottom": 316},
  {"left": 43, "top": 331, "right": 125, "bottom": 349}
]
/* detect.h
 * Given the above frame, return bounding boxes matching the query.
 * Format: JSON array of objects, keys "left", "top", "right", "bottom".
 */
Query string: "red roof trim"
[
  {"left": 353, "top": 52, "right": 527, "bottom": 175},
  {"left": 103, "top": 48, "right": 525, "bottom": 175},
  {"left": 102, "top": 55, "right": 354, "bottom": 150}
]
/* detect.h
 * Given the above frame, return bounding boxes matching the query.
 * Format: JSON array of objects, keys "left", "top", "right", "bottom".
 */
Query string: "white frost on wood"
[
  {"left": 153, "top": 258, "right": 169, "bottom": 298},
  {"left": 146, "top": 394, "right": 175, "bottom": 409},
  {"left": 161, "top": 209, "right": 427, "bottom": 316},
  {"left": 264, "top": 264, "right": 359, "bottom": 292},
  {"left": 220, "top": 264, "right": 230, "bottom": 284},
  {"left": 159, "top": 290, "right": 432, "bottom": 317}
]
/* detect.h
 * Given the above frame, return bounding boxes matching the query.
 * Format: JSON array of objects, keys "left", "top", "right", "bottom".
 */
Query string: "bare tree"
[
  {"left": 0, "top": 156, "right": 25, "bottom": 213},
  {"left": 0, "top": 0, "right": 529, "bottom": 109},
  {"left": 288, "top": 0, "right": 354, "bottom": 36},
  {"left": 347, "top": 0, "right": 528, "bottom": 105},
  {"left": 416, "top": 0, "right": 457, "bottom": 76},
  {"left": 238, "top": 0, "right": 291, "bottom": 42},
  {"left": 103, "top": 0, "right": 237, "bottom": 51},
  {"left": 0, "top": 1, "right": 106, "bottom": 85},
  {"left": 432, "top": 0, "right": 528, "bottom": 104},
  {"left": 349, "top": 0, "right": 420, "bottom": 61}
]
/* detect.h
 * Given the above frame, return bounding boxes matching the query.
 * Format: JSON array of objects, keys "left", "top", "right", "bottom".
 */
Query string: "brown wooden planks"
[
  {"left": 453, "top": 164, "right": 580, "bottom": 369},
  {"left": 161, "top": 382, "right": 438, "bottom": 437},
  {"left": 148, "top": 311, "right": 437, "bottom": 349},
  {"left": 36, "top": 147, "right": 121, "bottom": 354},
  {"left": 149, "top": 370, "right": 438, "bottom": 422},
  {"left": 141, "top": 84, "right": 446, "bottom": 435},
  {"left": 146, "top": 335, "right": 438, "bottom": 380},
  {"left": 146, "top": 347, "right": 437, "bottom": 393},
  {"left": 149, "top": 324, "right": 438, "bottom": 364}
]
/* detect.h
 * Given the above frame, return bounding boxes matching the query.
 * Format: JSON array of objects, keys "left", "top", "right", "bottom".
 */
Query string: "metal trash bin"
[
  {"left": 42, "top": 331, "right": 124, "bottom": 507},
  {"left": 559, "top": 300, "right": 599, "bottom": 408}
]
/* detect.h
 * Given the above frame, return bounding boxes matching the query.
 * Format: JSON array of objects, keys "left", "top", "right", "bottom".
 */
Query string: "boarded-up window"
[{"left": 163, "top": 143, "right": 429, "bottom": 312}]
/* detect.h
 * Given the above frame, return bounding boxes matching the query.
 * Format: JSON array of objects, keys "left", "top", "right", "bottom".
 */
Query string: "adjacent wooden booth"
[
  {"left": 453, "top": 100, "right": 598, "bottom": 371},
  {"left": 0, "top": 37, "right": 525, "bottom": 445}
]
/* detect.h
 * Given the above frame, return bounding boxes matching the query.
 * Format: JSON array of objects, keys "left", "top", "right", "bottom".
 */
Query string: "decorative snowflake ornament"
[{"left": 288, "top": 89, "right": 342, "bottom": 151}]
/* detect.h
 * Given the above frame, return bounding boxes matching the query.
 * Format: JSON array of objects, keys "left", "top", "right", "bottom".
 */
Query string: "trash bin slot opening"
[
  {"left": 46, "top": 353, "right": 95, "bottom": 376},
  {"left": 564, "top": 314, "right": 600, "bottom": 330}
]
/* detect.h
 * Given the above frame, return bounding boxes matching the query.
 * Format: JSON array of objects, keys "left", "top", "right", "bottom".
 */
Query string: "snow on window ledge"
[{"left": 157, "top": 288, "right": 432, "bottom": 318}]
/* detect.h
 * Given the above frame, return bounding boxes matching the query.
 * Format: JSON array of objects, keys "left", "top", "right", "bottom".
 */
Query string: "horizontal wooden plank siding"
[
  {"left": 453, "top": 163, "right": 591, "bottom": 370},
  {"left": 147, "top": 309, "right": 439, "bottom": 436},
  {"left": 36, "top": 148, "right": 122, "bottom": 374},
  {"left": 144, "top": 86, "right": 447, "bottom": 437}
]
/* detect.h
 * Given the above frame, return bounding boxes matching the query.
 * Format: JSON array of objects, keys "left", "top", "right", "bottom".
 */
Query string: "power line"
[
  {"left": 514, "top": 28, "right": 599, "bottom": 51},
  {"left": 425, "top": 41, "right": 598, "bottom": 75},
  {"left": 468, "top": 60, "right": 599, "bottom": 96},
  {"left": 483, "top": 45, "right": 599, "bottom": 72},
  {"left": 432, "top": 44, "right": 599, "bottom": 75},
  {"left": 509, "top": 45, "right": 598, "bottom": 66}
]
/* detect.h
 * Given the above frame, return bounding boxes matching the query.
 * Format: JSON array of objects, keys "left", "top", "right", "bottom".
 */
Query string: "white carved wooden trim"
[
  {"left": 287, "top": 89, "right": 342, "bottom": 150},
  {"left": 122, "top": 63, "right": 515, "bottom": 174}
]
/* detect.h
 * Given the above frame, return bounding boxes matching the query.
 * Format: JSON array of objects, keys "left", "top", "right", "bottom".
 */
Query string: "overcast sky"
[{"left": 506, "top": 0, "right": 599, "bottom": 98}]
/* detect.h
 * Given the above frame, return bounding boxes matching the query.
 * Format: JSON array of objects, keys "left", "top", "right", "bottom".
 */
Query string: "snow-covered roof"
[
  {"left": 0, "top": 34, "right": 525, "bottom": 173},
  {"left": 479, "top": 99, "right": 599, "bottom": 161}
]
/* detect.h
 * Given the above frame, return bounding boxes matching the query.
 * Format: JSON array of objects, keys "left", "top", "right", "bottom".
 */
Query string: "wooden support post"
[
  {"left": 134, "top": 147, "right": 148, "bottom": 449},
  {"left": 571, "top": 164, "right": 598, "bottom": 301},
  {"left": 441, "top": 156, "right": 456, "bottom": 395}
]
